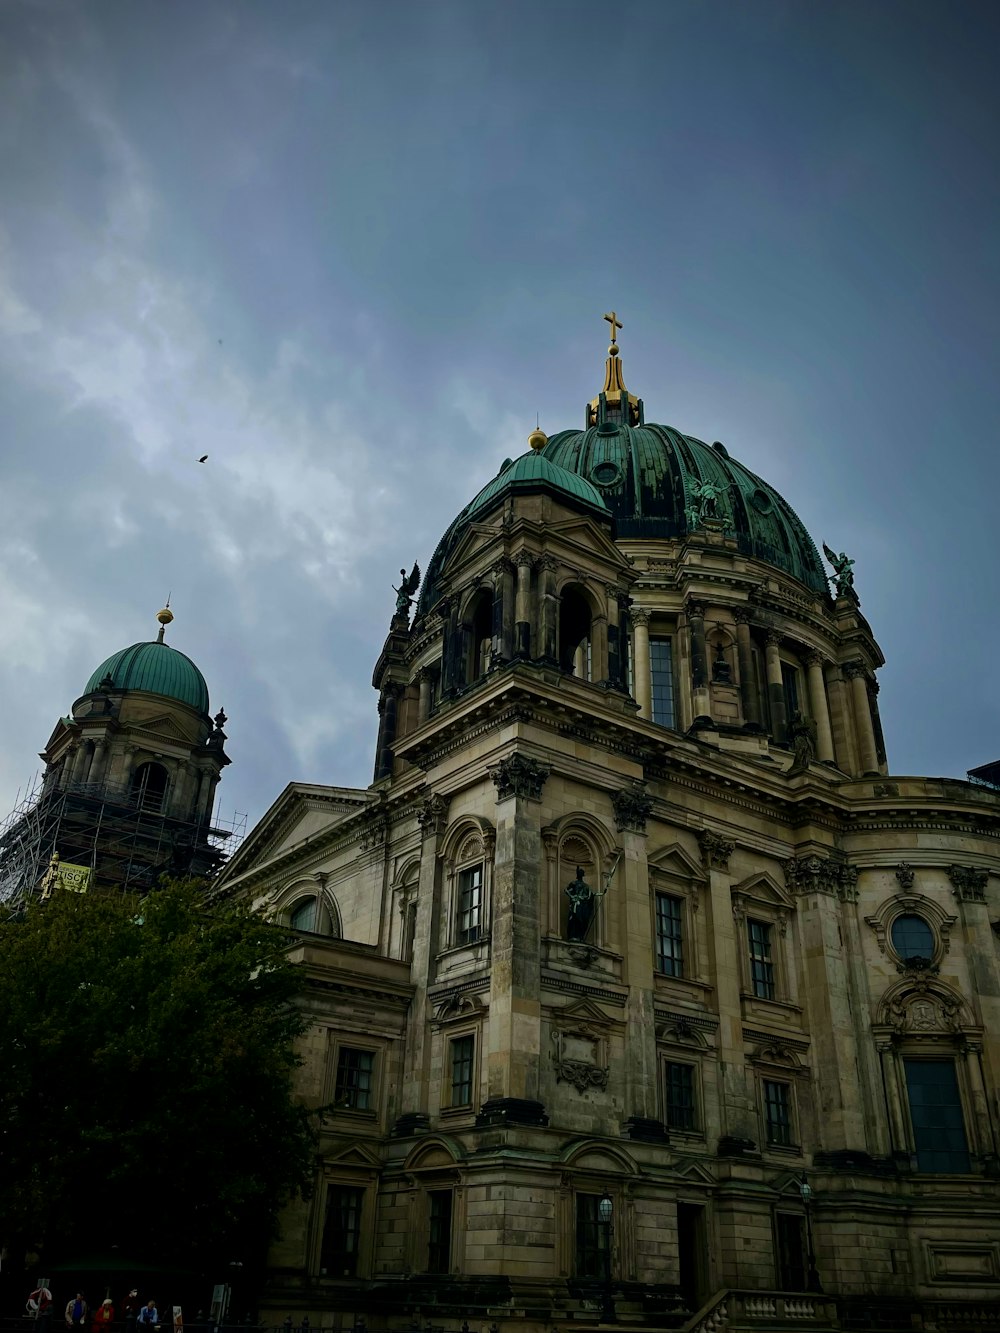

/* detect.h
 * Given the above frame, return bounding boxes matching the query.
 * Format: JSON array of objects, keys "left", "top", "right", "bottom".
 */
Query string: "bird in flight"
[{"left": 198, "top": 455, "right": 209, "bottom": 463}]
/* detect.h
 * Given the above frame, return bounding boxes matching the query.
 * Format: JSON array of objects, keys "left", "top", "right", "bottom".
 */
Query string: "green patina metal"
[
  {"left": 84, "top": 642, "right": 210, "bottom": 715},
  {"left": 541, "top": 422, "right": 827, "bottom": 593}
]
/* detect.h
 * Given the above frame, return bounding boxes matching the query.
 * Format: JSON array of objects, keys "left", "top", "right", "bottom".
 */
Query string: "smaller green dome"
[
  {"left": 85, "top": 642, "right": 210, "bottom": 715},
  {"left": 467, "top": 450, "right": 608, "bottom": 518}
]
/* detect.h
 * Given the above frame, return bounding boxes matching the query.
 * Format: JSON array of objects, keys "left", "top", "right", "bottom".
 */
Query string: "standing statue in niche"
[
  {"left": 565, "top": 866, "right": 596, "bottom": 941},
  {"left": 392, "top": 561, "right": 421, "bottom": 619},
  {"left": 822, "top": 543, "right": 856, "bottom": 599},
  {"left": 788, "top": 710, "right": 817, "bottom": 771}
]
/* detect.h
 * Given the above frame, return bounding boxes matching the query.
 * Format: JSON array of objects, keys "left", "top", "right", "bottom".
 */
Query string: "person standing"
[
  {"left": 92, "top": 1300, "right": 115, "bottom": 1333},
  {"left": 65, "top": 1294, "right": 88, "bottom": 1329}
]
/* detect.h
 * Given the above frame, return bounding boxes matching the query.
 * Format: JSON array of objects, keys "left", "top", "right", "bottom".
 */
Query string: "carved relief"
[
  {"left": 417, "top": 793, "right": 449, "bottom": 838},
  {"left": 490, "top": 753, "right": 550, "bottom": 801},
  {"left": 895, "top": 862, "right": 915, "bottom": 891},
  {"left": 784, "top": 854, "right": 857, "bottom": 902},
  {"left": 948, "top": 865, "right": 988, "bottom": 904},
  {"left": 699, "top": 830, "right": 734, "bottom": 871},
  {"left": 552, "top": 1027, "right": 609, "bottom": 1094},
  {"left": 612, "top": 785, "right": 653, "bottom": 833}
]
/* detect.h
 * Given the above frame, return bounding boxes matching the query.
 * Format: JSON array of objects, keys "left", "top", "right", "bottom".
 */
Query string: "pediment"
[
  {"left": 649, "top": 842, "right": 708, "bottom": 884},
  {"left": 325, "top": 1141, "right": 382, "bottom": 1170},
  {"left": 220, "top": 782, "right": 372, "bottom": 882},
  {"left": 553, "top": 996, "right": 615, "bottom": 1028},
  {"left": 130, "top": 713, "right": 191, "bottom": 742},
  {"left": 731, "top": 871, "right": 795, "bottom": 912},
  {"left": 674, "top": 1158, "right": 716, "bottom": 1185},
  {"left": 544, "top": 515, "right": 629, "bottom": 570}
]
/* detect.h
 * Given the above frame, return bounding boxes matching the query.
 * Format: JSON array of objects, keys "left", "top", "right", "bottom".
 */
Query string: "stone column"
[
  {"left": 688, "top": 601, "right": 712, "bottom": 723},
  {"left": 764, "top": 631, "right": 788, "bottom": 743},
  {"left": 734, "top": 609, "right": 761, "bottom": 731},
  {"left": 499, "top": 557, "right": 516, "bottom": 663},
  {"left": 963, "top": 1040, "right": 998, "bottom": 1162},
  {"left": 396, "top": 794, "right": 449, "bottom": 1130},
  {"left": 631, "top": 608, "right": 652, "bottom": 719},
  {"left": 845, "top": 662, "right": 879, "bottom": 775},
  {"left": 826, "top": 664, "right": 859, "bottom": 775},
  {"left": 676, "top": 615, "right": 694, "bottom": 732},
  {"left": 805, "top": 652, "right": 836, "bottom": 763},
  {"left": 605, "top": 585, "right": 623, "bottom": 688},
  {"left": 877, "top": 1040, "right": 909, "bottom": 1160},
  {"left": 573, "top": 642, "right": 587, "bottom": 678},
  {"left": 514, "top": 552, "right": 533, "bottom": 658},
  {"left": 539, "top": 556, "right": 558, "bottom": 664},
  {"left": 374, "top": 682, "right": 402, "bottom": 782},
  {"left": 699, "top": 832, "right": 756, "bottom": 1141},
  {"left": 481, "top": 754, "right": 550, "bottom": 1123},
  {"left": 591, "top": 614, "right": 608, "bottom": 684},
  {"left": 68, "top": 742, "right": 89, "bottom": 786},
  {"left": 89, "top": 739, "right": 109, "bottom": 789},
  {"left": 869, "top": 677, "right": 888, "bottom": 773},
  {"left": 417, "top": 668, "right": 433, "bottom": 724}
]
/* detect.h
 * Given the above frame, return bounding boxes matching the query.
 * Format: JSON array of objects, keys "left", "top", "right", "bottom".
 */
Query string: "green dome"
[
  {"left": 84, "top": 641, "right": 210, "bottom": 715},
  {"left": 418, "top": 451, "right": 608, "bottom": 615},
  {"left": 540, "top": 422, "right": 827, "bottom": 593}
]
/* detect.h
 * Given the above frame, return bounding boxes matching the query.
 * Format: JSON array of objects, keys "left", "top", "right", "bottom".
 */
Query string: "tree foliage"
[{"left": 0, "top": 880, "right": 316, "bottom": 1269}]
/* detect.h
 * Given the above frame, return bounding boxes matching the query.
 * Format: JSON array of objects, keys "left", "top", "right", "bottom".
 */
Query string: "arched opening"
[
  {"left": 130, "top": 761, "right": 168, "bottom": 813},
  {"left": 465, "top": 589, "right": 494, "bottom": 684},
  {"left": 559, "top": 585, "right": 593, "bottom": 678},
  {"left": 290, "top": 896, "right": 318, "bottom": 932}
]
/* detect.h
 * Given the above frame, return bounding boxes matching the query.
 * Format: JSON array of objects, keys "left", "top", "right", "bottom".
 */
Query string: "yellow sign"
[{"left": 58, "top": 862, "right": 91, "bottom": 894}]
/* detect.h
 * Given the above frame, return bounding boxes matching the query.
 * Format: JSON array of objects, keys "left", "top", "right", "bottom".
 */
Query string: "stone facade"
[{"left": 219, "top": 361, "right": 1000, "bottom": 1330}]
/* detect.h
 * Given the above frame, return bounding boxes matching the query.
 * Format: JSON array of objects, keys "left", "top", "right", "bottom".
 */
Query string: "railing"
[{"left": 684, "top": 1290, "right": 840, "bottom": 1332}]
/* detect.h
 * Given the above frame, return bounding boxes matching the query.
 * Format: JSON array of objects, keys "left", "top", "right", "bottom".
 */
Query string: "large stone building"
[{"left": 218, "top": 323, "right": 1000, "bottom": 1330}]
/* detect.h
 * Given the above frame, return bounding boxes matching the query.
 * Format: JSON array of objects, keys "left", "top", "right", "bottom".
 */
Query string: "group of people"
[{"left": 60, "top": 1290, "right": 162, "bottom": 1332}]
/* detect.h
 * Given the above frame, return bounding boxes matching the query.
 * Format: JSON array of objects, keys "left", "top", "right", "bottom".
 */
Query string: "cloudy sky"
[{"left": 2, "top": 0, "right": 999, "bottom": 837}]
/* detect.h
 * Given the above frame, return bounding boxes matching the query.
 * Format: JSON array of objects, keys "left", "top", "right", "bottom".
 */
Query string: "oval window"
[
  {"left": 591, "top": 461, "right": 621, "bottom": 487},
  {"left": 750, "top": 488, "right": 773, "bottom": 514},
  {"left": 890, "top": 914, "right": 934, "bottom": 961}
]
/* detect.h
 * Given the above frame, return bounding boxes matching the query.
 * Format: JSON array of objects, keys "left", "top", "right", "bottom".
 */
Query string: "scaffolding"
[{"left": 0, "top": 771, "right": 247, "bottom": 913}]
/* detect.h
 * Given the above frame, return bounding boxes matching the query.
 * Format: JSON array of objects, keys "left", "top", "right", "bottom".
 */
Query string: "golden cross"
[{"left": 604, "top": 310, "right": 623, "bottom": 345}]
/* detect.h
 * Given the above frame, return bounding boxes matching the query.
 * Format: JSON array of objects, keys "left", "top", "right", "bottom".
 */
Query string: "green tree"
[{"left": 0, "top": 880, "right": 316, "bottom": 1271}]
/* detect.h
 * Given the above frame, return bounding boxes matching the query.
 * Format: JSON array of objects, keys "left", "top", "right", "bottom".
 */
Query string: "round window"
[
  {"left": 750, "top": 488, "right": 773, "bottom": 514},
  {"left": 591, "top": 461, "right": 622, "bottom": 487},
  {"left": 890, "top": 914, "right": 935, "bottom": 961}
]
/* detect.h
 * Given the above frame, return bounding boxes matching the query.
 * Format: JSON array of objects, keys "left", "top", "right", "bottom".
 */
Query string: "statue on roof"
[
  {"left": 823, "top": 544, "right": 856, "bottom": 599},
  {"left": 392, "top": 562, "right": 421, "bottom": 619},
  {"left": 689, "top": 477, "right": 729, "bottom": 524}
]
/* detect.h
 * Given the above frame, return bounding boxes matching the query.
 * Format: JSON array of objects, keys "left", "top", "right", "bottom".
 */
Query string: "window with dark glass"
[
  {"left": 655, "top": 893, "right": 684, "bottom": 977},
  {"left": 775, "top": 1213, "right": 806, "bottom": 1291},
  {"left": 904, "top": 1059, "right": 970, "bottom": 1173},
  {"left": 650, "top": 637, "right": 675, "bottom": 729},
  {"left": 457, "top": 864, "right": 483, "bottom": 944},
  {"left": 450, "top": 1034, "right": 474, "bottom": 1107},
  {"left": 335, "top": 1047, "right": 374, "bottom": 1110},
  {"left": 763, "top": 1079, "right": 792, "bottom": 1146},
  {"left": 290, "top": 897, "right": 318, "bottom": 932},
  {"left": 319, "top": 1185, "right": 363, "bottom": 1277},
  {"left": 665, "top": 1062, "right": 696, "bottom": 1131},
  {"left": 575, "top": 1194, "right": 610, "bottom": 1278},
  {"left": 891, "top": 915, "right": 935, "bottom": 962},
  {"left": 748, "top": 919, "right": 775, "bottom": 999},
  {"left": 781, "top": 662, "right": 799, "bottom": 717},
  {"left": 427, "top": 1190, "right": 453, "bottom": 1273}
]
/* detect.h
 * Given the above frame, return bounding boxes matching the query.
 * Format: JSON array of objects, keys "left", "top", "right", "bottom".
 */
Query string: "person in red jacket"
[{"left": 92, "top": 1299, "right": 115, "bottom": 1333}]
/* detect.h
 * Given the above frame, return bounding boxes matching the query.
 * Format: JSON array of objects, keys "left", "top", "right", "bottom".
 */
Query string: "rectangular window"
[
  {"left": 449, "top": 1034, "right": 475, "bottom": 1107},
  {"left": 775, "top": 1213, "right": 806, "bottom": 1291},
  {"left": 650, "top": 636, "right": 675, "bottom": 729},
  {"left": 748, "top": 919, "right": 775, "bottom": 999},
  {"left": 319, "top": 1185, "right": 363, "bottom": 1277},
  {"left": 764, "top": 1079, "right": 793, "bottom": 1146},
  {"left": 781, "top": 662, "right": 799, "bottom": 717},
  {"left": 904, "top": 1059, "right": 971, "bottom": 1173},
  {"left": 427, "top": 1190, "right": 453, "bottom": 1273},
  {"left": 665, "top": 1062, "right": 696, "bottom": 1131},
  {"left": 335, "top": 1047, "right": 375, "bottom": 1110},
  {"left": 457, "top": 864, "right": 483, "bottom": 944},
  {"left": 575, "top": 1194, "right": 610, "bottom": 1279},
  {"left": 655, "top": 893, "right": 684, "bottom": 977}
]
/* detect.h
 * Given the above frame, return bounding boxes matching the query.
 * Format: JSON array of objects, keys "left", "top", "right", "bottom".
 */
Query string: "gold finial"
[
  {"left": 155, "top": 598, "right": 174, "bottom": 644},
  {"left": 528, "top": 423, "right": 548, "bottom": 451},
  {"left": 604, "top": 310, "right": 623, "bottom": 354}
]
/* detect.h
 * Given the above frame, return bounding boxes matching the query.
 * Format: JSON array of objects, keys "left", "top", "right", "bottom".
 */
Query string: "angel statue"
[
  {"left": 822, "top": 544, "right": 856, "bottom": 598},
  {"left": 392, "top": 562, "right": 421, "bottom": 618},
  {"left": 689, "top": 477, "right": 727, "bottom": 523}
]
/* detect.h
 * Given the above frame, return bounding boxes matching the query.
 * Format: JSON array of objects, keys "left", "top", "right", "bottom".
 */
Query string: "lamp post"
[
  {"left": 798, "top": 1178, "right": 822, "bottom": 1294},
  {"left": 598, "top": 1190, "right": 616, "bottom": 1323}
]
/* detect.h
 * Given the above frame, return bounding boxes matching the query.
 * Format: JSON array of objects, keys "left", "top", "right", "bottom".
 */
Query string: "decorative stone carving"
[
  {"left": 360, "top": 820, "right": 388, "bottom": 852},
  {"left": 948, "top": 865, "right": 988, "bottom": 904},
  {"left": 552, "top": 1028, "right": 609, "bottom": 1094},
  {"left": 612, "top": 784, "right": 653, "bottom": 833},
  {"left": 895, "top": 862, "right": 915, "bottom": 891},
  {"left": 489, "top": 753, "right": 550, "bottom": 801},
  {"left": 784, "top": 854, "right": 857, "bottom": 902},
  {"left": 874, "top": 782, "right": 900, "bottom": 797},
  {"left": 630, "top": 607, "right": 650, "bottom": 629},
  {"left": 842, "top": 660, "right": 866, "bottom": 681},
  {"left": 699, "top": 829, "right": 734, "bottom": 871},
  {"left": 416, "top": 793, "right": 448, "bottom": 838},
  {"left": 733, "top": 606, "right": 754, "bottom": 625}
]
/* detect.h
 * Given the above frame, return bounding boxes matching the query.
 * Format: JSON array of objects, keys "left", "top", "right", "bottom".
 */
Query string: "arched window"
[
  {"left": 559, "top": 585, "right": 593, "bottom": 678},
  {"left": 130, "top": 762, "right": 168, "bottom": 813},
  {"left": 290, "top": 897, "right": 319, "bottom": 933},
  {"left": 466, "top": 589, "right": 494, "bottom": 683}
]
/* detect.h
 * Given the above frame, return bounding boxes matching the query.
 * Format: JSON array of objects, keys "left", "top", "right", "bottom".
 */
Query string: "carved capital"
[
  {"left": 686, "top": 600, "right": 707, "bottom": 620},
  {"left": 948, "top": 865, "right": 988, "bottom": 904},
  {"left": 842, "top": 659, "right": 866, "bottom": 681},
  {"left": 491, "top": 556, "right": 512, "bottom": 579},
  {"left": 612, "top": 784, "right": 653, "bottom": 833},
  {"left": 805, "top": 650, "right": 824, "bottom": 669},
  {"left": 515, "top": 550, "right": 535, "bottom": 569},
  {"left": 416, "top": 793, "right": 449, "bottom": 838},
  {"left": 733, "top": 607, "right": 754, "bottom": 626},
  {"left": 699, "top": 829, "right": 734, "bottom": 871},
  {"left": 895, "top": 862, "right": 915, "bottom": 891},
  {"left": 764, "top": 630, "right": 783, "bottom": 649},
  {"left": 490, "top": 753, "right": 550, "bottom": 801},
  {"left": 784, "top": 854, "right": 856, "bottom": 901},
  {"left": 630, "top": 607, "right": 650, "bottom": 629},
  {"left": 538, "top": 553, "right": 558, "bottom": 573}
]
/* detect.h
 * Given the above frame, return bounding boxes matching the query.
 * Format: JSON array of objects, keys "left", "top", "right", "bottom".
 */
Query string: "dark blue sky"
[{"left": 2, "top": 0, "right": 999, "bottom": 828}]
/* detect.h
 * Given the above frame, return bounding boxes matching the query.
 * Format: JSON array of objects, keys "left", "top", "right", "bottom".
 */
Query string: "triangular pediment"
[
  {"left": 674, "top": 1158, "right": 716, "bottom": 1185},
  {"left": 325, "top": 1141, "right": 382, "bottom": 1170},
  {"left": 220, "top": 782, "right": 372, "bottom": 883},
  {"left": 544, "top": 515, "right": 629, "bottom": 570},
  {"left": 649, "top": 842, "right": 708, "bottom": 883},
  {"left": 552, "top": 996, "right": 615, "bottom": 1028},
  {"left": 130, "top": 713, "right": 191, "bottom": 742},
  {"left": 731, "top": 871, "right": 794, "bottom": 911}
]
